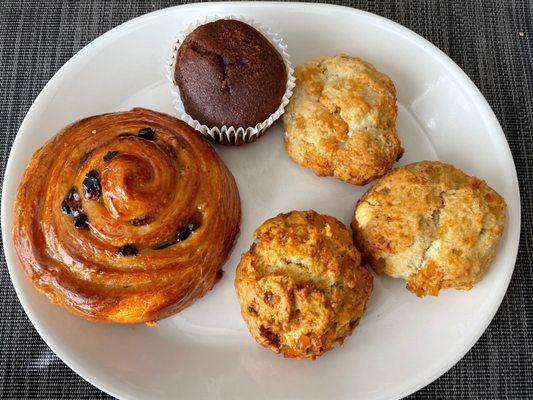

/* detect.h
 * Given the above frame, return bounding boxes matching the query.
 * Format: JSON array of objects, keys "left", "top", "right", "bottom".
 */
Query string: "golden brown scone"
[
  {"left": 235, "top": 210, "right": 372, "bottom": 359},
  {"left": 352, "top": 161, "right": 506, "bottom": 297},
  {"left": 282, "top": 54, "right": 403, "bottom": 185},
  {"left": 13, "top": 108, "right": 240, "bottom": 323}
]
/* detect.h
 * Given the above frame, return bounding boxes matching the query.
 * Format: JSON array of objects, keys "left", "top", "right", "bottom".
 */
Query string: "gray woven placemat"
[{"left": 0, "top": 1, "right": 531, "bottom": 399}]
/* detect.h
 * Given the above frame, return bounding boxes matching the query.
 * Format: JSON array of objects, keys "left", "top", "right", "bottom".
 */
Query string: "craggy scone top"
[
  {"left": 283, "top": 54, "right": 403, "bottom": 185},
  {"left": 235, "top": 210, "right": 372, "bottom": 359},
  {"left": 352, "top": 161, "right": 506, "bottom": 296}
]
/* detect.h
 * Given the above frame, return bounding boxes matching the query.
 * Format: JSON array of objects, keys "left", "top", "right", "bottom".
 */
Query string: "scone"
[
  {"left": 282, "top": 54, "right": 403, "bottom": 185},
  {"left": 235, "top": 210, "right": 372, "bottom": 359},
  {"left": 352, "top": 161, "right": 506, "bottom": 296}
]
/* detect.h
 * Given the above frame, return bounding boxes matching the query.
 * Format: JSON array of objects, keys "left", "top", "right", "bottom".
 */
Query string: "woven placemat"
[{"left": 0, "top": 1, "right": 531, "bottom": 399}]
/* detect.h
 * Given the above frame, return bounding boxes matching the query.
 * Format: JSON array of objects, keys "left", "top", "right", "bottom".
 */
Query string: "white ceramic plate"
[{"left": 1, "top": 2, "right": 520, "bottom": 400}]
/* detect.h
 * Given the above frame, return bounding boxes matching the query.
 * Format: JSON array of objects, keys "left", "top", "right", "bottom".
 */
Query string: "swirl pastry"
[{"left": 13, "top": 108, "right": 240, "bottom": 323}]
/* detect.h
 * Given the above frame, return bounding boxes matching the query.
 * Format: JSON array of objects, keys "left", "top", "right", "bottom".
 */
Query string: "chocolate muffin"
[{"left": 174, "top": 19, "right": 287, "bottom": 128}]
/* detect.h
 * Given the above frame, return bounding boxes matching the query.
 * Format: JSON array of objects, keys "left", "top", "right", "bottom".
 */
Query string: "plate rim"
[{"left": 1, "top": 2, "right": 521, "bottom": 400}]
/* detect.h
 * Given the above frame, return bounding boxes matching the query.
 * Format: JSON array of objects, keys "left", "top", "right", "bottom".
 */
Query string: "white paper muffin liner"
[{"left": 165, "top": 15, "right": 295, "bottom": 145}]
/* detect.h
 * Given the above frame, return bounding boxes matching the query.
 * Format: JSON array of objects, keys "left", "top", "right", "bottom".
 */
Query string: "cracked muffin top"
[
  {"left": 174, "top": 19, "right": 287, "bottom": 128},
  {"left": 352, "top": 161, "right": 506, "bottom": 296},
  {"left": 282, "top": 54, "right": 403, "bottom": 185},
  {"left": 234, "top": 210, "right": 372, "bottom": 359}
]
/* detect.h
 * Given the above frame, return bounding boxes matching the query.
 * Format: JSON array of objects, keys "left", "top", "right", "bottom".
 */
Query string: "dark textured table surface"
[{"left": 0, "top": 1, "right": 532, "bottom": 399}]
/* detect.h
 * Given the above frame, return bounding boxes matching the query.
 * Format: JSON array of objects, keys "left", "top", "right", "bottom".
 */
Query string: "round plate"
[{"left": 1, "top": 3, "right": 520, "bottom": 400}]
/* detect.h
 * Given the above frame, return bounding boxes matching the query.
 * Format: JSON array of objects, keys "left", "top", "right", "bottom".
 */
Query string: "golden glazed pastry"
[
  {"left": 13, "top": 108, "right": 240, "bottom": 323},
  {"left": 352, "top": 161, "right": 506, "bottom": 297},
  {"left": 282, "top": 54, "right": 403, "bottom": 185},
  {"left": 235, "top": 210, "right": 372, "bottom": 359}
]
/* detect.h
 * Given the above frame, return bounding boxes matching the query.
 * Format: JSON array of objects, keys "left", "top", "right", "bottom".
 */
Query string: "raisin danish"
[{"left": 13, "top": 108, "right": 240, "bottom": 323}]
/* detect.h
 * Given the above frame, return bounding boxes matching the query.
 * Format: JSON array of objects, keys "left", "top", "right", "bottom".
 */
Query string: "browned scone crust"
[
  {"left": 235, "top": 210, "right": 372, "bottom": 359},
  {"left": 13, "top": 108, "right": 240, "bottom": 323},
  {"left": 352, "top": 161, "right": 506, "bottom": 296},
  {"left": 282, "top": 54, "right": 403, "bottom": 185},
  {"left": 174, "top": 19, "right": 287, "bottom": 128}
]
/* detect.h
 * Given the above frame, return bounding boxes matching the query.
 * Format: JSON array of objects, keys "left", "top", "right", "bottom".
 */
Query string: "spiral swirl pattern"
[{"left": 13, "top": 108, "right": 241, "bottom": 323}]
